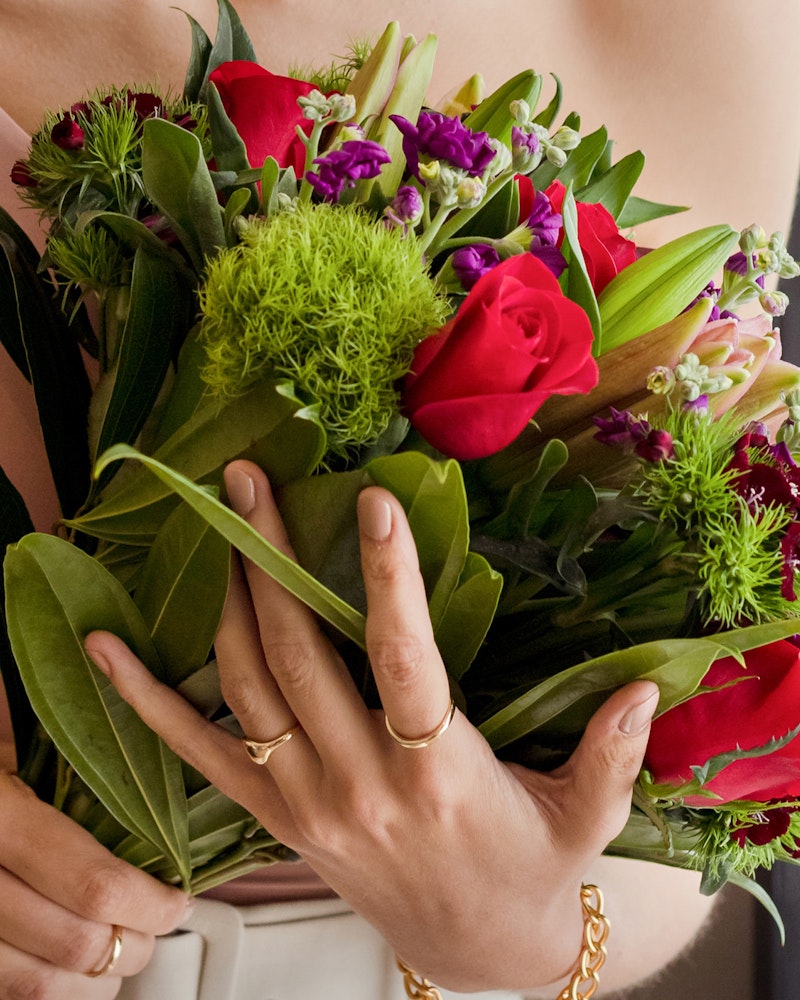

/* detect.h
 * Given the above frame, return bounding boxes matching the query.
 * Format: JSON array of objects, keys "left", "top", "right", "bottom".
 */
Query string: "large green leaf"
[
  {"left": 141, "top": 119, "right": 226, "bottom": 271},
  {"left": 463, "top": 70, "right": 542, "bottom": 145},
  {"left": 598, "top": 225, "right": 739, "bottom": 351},
  {"left": 67, "top": 381, "right": 326, "bottom": 544},
  {"left": 134, "top": 503, "right": 231, "bottom": 685},
  {"left": 478, "top": 620, "right": 800, "bottom": 750},
  {"left": 90, "top": 246, "right": 192, "bottom": 486},
  {"left": 577, "top": 150, "right": 645, "bottom": 221},
  {"left": 4, "top": 534, "right": 191, "bottom": 885},
  {"left": 93, "top": 444, "right": 367, "bottom": 646},
  {"left": 0, "top": 211, "right": 92, "bottom": 519},
  {"left": 560, "top": 184, "right": 601, "bottom": 344}
]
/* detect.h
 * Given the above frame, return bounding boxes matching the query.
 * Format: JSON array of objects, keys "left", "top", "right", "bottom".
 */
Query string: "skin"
[{"left": 1, "top": 0, "right": 797, "bottom": 994}]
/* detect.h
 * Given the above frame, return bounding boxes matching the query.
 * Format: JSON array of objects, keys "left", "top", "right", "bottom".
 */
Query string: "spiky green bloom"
[
  {"left": 20, "top": 89, "right": 209, "bottom": 220},
  {"left": 636, "top": 408, "right": 794, "bottom": 625},
  {"left": 47, "top": 225, "right": 129, "bottom": 295},
  {"left": 290, "top": 38, "right": 373, "bottom": 94},
  {"left": 198, "top": 202, "right": 449, "bottom": 460},
  {"left": 685, "top": 803, "right": 800, "bottom": 881}
]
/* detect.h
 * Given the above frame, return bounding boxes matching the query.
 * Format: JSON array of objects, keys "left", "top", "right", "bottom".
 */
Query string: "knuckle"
[
  {"left": 368, "top": 634, "right": 426, "bottom": 690},
  {"left": 77, "top": 862, "right": 134, "bottom": 922},
  {"left": 261, "top": 636, "right": 318, "bottom": 693},
  {"left": 6, "top": 969, "right": 60, "bottom": 1000},
  {"left": 59, "top": 922, "right": 104, "bottom": 972},
  {"left": 220, "top": 673, "right": 269, "bottom": 721}
]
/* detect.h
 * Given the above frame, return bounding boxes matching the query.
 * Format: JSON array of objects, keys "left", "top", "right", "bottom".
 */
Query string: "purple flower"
[
  {"left": 593, "top": 407, "right": 651, "bottom": 449},
  {"left": 306, "top": 140, "right": 391, "bottom": 202},
  {"left": 523, "top": 190, "right": 562, "bottom": 247},
  {"left": 530, "top": 245, "right": 567, "bottom": 279},
  {"left": 511, "top": 126, "right": 539, "bottom": 159},
  {"left": 51, "top": 113, "right": 85, "bottom": 151},
  {"left": 452, "top": 244, "right": 501, "bottom": 290},
  {"left": 385, "top": 185, "right": 424, "bottom": 228},
  {"left": 725, "top": 251, "right": 766, "bottom": 288},
  {"left": 635, "top": 428, "right": 675, "bottom": 463},
  {"left": 389, "top": 111, "right": 495, "bottom": 181}
]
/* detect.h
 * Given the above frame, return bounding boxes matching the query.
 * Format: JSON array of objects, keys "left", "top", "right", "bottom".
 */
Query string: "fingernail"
[
  {"left": 226, "top": 467, "right": 256, "bottom": 517},
  {"left": 619, "top": 689, "right": 659, "bottom": 735},
  {"left": 85, "top": 644, "right": 111, "bottom": 677},
  {"left": 359, "top": 492, "right": 392, "bottom": 541}
]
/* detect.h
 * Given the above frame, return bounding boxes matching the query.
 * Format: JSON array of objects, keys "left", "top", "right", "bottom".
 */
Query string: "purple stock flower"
[
  {"left": 725, "top": 251, "right": 766, "bottom": 288},
  {"left": 452, "top": 244, "right": 501, "bottom": 290},
  {"left": 511, "top": 125, "right": 540, "bottom": 157},
  {"left": 523, "top": 190, "right": 562, "bottom": 247},
  {"left": 389, "top": 111, "right": 495, "bottom": 181},
  {"left": 530, "top": 245, "right": 567, "bottom": 279},
  {"left": 306, "top": 140, "right": 391, "bottom": 202},
  {"left": 594, "top": 407, "right": 651, "bottom": 449},
  {"left": 51, "top": 113, "right": 85, "bottom": 151},
  {"left": 385, "top": 185, "right": 424, "bottom": 228}
]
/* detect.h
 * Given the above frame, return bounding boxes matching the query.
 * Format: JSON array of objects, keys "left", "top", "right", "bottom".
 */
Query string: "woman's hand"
[
  {"left": 84, "top": 459, "right": 659, "bottom": 993},
  {"left": 0, "top": 773, "right": 190, "bottom": 999}
]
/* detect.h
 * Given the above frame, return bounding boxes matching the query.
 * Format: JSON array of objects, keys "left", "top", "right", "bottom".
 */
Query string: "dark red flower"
[
  {"left": 10, "top": 160, "right": 37, "bottom": 187},
  {"left": 208, "top": 60, "right": 317, "bottom": 176},
  {"left": 403, "top": 255, "right": 597, "bottom": 460},
  {"left": 731, "top": 806, "right": 793, "bottom": 848},
  {"left": 545, "top": 180, "right": 637, "bottom": 294},
  {"left": 645, "top": 641, "right": 800, "bottom": 805},
  {"left": 51, "top": 113, "right": 85, "bottom": 151}
]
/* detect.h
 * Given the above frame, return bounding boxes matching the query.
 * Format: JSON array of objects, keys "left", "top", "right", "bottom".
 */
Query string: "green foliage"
[
  {"left": 198, "top": 203, "right": 449, "bottom": 460},
  {"left": 290, "top": 36, "right": 373, "bottom": 92}
]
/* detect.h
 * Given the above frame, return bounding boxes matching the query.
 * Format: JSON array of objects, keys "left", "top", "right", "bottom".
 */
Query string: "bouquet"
[{"left": 4, "top": 0, "right": 800, "bottom": 932}]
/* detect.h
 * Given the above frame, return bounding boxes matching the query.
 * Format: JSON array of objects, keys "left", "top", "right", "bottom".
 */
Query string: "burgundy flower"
[
  {"left": 51, "top": 113, "right": 85, "bottom": 151},
  {"left": 306, "top": 140, "right": 391, "bottom": 202},
  {"left": 634, "top": 428, "right": 675, "bottom": 463},
  {"left": 390, "top": 111, "right": 495, "bottom": 181},
  {"left": 728, "top": 432, "right": 800, "bottom": 514},
  {"left": 10, "top": 160, "right": 37, "bottom": 187},
  {"left": 452, "top": 244, "right": 501, "bottom": 290},
  {"left": 128, "top": 91, "right": 164, "bottom": 121},
  {"left": 731, "top": 806, "right": 794, "bottom": 848}
]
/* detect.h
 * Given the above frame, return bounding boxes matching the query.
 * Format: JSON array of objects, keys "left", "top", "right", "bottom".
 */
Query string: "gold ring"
[
  {"left": 85, "top": 924, "right": 123, "bottom": 978},
  {"left": 385, "top": 700, "right": 456, "bottom": 749},
  {"left": 243, "top": 724, "right": 302, "bottom": 765}
]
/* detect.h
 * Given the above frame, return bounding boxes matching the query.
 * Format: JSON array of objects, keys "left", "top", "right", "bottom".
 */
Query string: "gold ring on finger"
[
  {"left": 85, "top": 924, "right": 123, "bottom": 978},
  {"left": 243, "top": 724, "right": 302, "bottom": 765},
  {"left": 385, "top": 700, "right": 456, "bottom": 749}
]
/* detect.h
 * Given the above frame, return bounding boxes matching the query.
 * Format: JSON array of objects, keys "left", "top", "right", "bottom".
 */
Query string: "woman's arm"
[{"left": 84, "top": 461, "right": 714, "bottom": 994}]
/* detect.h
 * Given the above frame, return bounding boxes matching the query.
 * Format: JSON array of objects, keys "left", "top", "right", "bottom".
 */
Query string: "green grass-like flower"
[
  {"left": 637, "top": 409, "right": 794, "bottom": 626},
  {"left": 48, "top": 225, "right": 129, "bottom": 294},
  {"left": 198, "top": 202, "right": 449, "bottom": 460},
  {"left": 290, "top": 37, "right": 373, "bottom": 93}
]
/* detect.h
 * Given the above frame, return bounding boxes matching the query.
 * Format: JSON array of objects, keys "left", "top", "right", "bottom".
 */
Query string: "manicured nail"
[
  {"left": 359, "top": 492, "right": 392, "bottom": 541},
  {"left": 226, "top": 467, "right": 256, "bottom": 517},
  {"left": 619, "top": 689, "right": 659, "bottom": 735},
  {"left": 85, "top": 644, "right": 111, "bottom": 676}
]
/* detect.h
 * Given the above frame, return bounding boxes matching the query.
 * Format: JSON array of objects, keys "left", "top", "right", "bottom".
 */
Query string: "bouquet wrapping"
[{"left": 3, "top": 0, "right": 800, "bottom": 931}]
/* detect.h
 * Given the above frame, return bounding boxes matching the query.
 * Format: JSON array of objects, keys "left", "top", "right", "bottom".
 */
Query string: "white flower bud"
[{"left": 509, "top": 99, "right": 531, "bottom": 124}]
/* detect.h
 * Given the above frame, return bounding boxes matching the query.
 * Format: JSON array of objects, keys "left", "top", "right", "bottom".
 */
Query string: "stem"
[
  {"left": 423, "top": 171, "right": 512, "bottom": 258},
  {"left": 298, "top": 120, "right": 326, "bottom": 205}
]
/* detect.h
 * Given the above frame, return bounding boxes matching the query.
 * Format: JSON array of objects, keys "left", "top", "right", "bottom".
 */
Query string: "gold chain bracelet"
[{"left": 396, "top": 883, "right": 609, "bottom": 1000}]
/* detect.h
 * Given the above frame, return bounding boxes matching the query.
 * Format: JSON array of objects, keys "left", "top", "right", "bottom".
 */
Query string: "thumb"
[{"left": 559, "top": 680, "right": 660, "bottom": 855}]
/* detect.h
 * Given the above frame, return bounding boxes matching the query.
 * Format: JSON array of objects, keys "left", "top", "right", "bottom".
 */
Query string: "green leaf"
[
  {"left": 134, "top": 503, "right": 231, "bottom": 685},
  {"left": 346, "top": 22, "right": 403, "bottom": 130},
  {"left": 532, "top": 75, "right": 562, "bottom": 129},
  {"left": 725, "top": 871, "right": 786, "bottom": 944},
  {"left": 463, "top": 70, "right": 542, "bottom": 145},
  {"left": 577, "top": 150, "right": 645, "bottom": 221},
  {"left": 204, "top": 0, "right": 258, "bottom": 86},
  {"left": 555, "top": 126, "right": 608, "bottom": 190},
  {"left": 691, "top": 724, "right": 800, "bottom": 787},
  {"left": 181, "top": 11, "right": 213, "bottom": 102},
  {"left": 598, "top": 225, "right": 739, "bottom": 352},
  {"left": 478, "top": 620, "right": 800, "bottom": 750},
  {"left": 91, "top": 246, "right": 192, "bottom": 487},
  {"left": 68, "top": 380, "right": 326, "bottom": 544},
  {"left": 435, "top": 552, "right": 502, "bottom": 680},
  {"left": 617, "top": 195, "right": 688, "bottom": 228},
  {"left": 0, "top": 217, "right": 92, "bottom": 519},
  {"left": 141, "top": 119, "right": 226, "bottom": 271},
  {"left": 4, "top": 534, "right": 191, "bottom": 885},
  {"left": 0, "top": 467, "right": 36, "bottom": 767},
  {"left": 560, "top": 184, "right": 601, "bottom": 344},
  {"left": 206, "top": 81, "right": 251, "bottom": 176},
  {"left": 93, "top": 445, "right": 367, "bottom": 647}
]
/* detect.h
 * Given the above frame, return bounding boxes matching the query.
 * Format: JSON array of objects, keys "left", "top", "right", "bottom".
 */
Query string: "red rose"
[
  {"left": 403, "top": 255, "right": 598, "bottom": 460},
  {"left": 645, "top": 640, "right": 800, "bottom": 805},
  {"left": 546, "top": 180, "right": 637, "bottom": 294},
  {"left": 208, "top": 60, "right": 317, "bottom": 175}
]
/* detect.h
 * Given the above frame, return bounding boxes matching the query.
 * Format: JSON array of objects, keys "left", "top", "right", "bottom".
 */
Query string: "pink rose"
[
  {"left": 208, "top": 61, "right": 317, "bottom": 175},
  {"left": 403, "top": 255, "right": 598, "bottom": 460}
]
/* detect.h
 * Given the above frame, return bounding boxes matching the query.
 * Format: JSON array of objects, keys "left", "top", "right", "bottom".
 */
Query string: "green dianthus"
[{"left": 198, "top": 202, "right": 449, "bottom": 460}]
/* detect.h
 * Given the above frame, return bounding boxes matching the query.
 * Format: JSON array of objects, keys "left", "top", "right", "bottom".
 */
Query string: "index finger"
[{"left": 357, "top": 487, "right": 453, "bottom": 743}]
